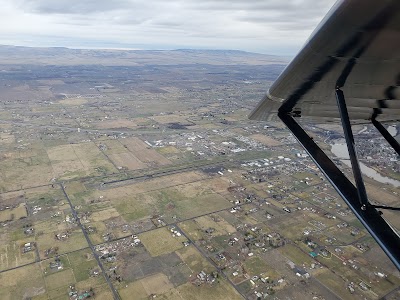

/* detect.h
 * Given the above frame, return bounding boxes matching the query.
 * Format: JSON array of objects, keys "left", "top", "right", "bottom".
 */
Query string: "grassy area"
[
  {"left": 373, "top": 274, "right": 400, "bottom": 297},
  {"left": 176, "top": 245, "right": 214, "bottom": 274},
  {"left": 115, "top": 193, "right": 155, "bottom": 222},
  {"left": 90, "top": 207, "right": 120, "bottom": 222},
  {"left": 64, "top": 181, "right": 87, "bottom": 196},
  {"left": 179, "top": 215, "right": 236, "bottom": 244},
  {"left": 0, "top": 240, "right": 36, "bottom": 271},
  {"left": 46, "top": 142, "right": 117, "bottom": 180},
  {"left": 119, "top": 280, "right": 148, "bottom": 300},
  {"left": 140, "top": 273, "right": 174, "bottom": 295},
  {"left": 86, "top": 221, "right": 108, "bottom": 245},
  {"left": 46, "top": 285, "right": 70, "bottom": 299},
  {"left": 323, "top": 226, "right": 365, "bottom": 245},
  {"left": 291, "top": 172, "right": 321, "bottom": 185},
  {"left": 279, "top": 244, "right": 314, "bottom": 266},
  {"left": 244, "top": 256, "right": 279, "bottom": 278},
  {"left": 140, "top": 227, "right": 186, "bottom": 257},
  {"left": 274, "top": 214, "right": 312, "bottom": 241},
  {"left": 315, "top": 252, "right": 344, "bottom": 270},
  {"left": 0, "top": 203, "right": 27, "bottom": 222},
  {"left": 179, "top": 220, "right": 204, "bottom": 241},
  {"left": 115, "top": 181, "right": 232, "bottom": 224},
  {"left": 45, "top": 268, "right": 75, "bottom": 290},
  {"left": 0, "top": 147, "right": 53, "bottom": 192},
  {"left": 35, "top": 228, "right": 88, "bottom": 258},
  {"left": 43, "top": 254, "right": 71, "bottom": 276},
  {"left": 0, "top": 263, "right": 46, "bottom": 299},
  {"left": 315, "top": 269, "right": 353, "bottom": 300},
  {"left": 68, "top": 249, "right": 98, "bottom": 282},
  {"left": 193, "top": 215, "right": 236, "bottom": 236},
  {"left": 174, "top": 279, "right": 242, "bottom": 300},
  {"left": 170, "top": 192, "right": 231, "bottom": 220},
  {"left": 155, "top": 146, "right": 181, "bottom": 155},
  {"left": 10, "top": 226, "right": 27, "bottom": 242}
]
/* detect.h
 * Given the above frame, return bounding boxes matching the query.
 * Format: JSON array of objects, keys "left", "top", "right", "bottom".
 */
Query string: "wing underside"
[{"left": 249, "top": 0, "right": 400, "bottom": 124}]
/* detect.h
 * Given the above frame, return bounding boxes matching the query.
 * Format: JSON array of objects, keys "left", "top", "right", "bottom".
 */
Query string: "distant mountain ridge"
[{"left": 0, "top": 44, "right": 289, "bottom": 66}]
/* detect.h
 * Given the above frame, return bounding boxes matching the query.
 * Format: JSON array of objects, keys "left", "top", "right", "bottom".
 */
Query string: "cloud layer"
[{"left": 0, "top": 0, "right": 337, "bottom": 55}]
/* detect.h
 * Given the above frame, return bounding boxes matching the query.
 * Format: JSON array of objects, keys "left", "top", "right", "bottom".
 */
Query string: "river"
[{"left": 331, "top": 141, "right": 400, "bottom": 187}]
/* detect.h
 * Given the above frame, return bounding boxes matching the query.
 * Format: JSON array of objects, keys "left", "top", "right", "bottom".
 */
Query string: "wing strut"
[
  {"left": 371, "top": 113, "right": 400, "bottom": 155},
  {"left": 335, "top": 88, "right": 369, "bottom": 210},
  {"left": 336, "top": 90, "right": 400, "bottom": 213},
  {"left": 251, "top": 0, "right": 400, "bottom": 271},
  {"left": 278, "top": 111, "right": 400, "bottom": 270},
  {"left": 276, "top": 87, "right": 400, "bottom": 271}
]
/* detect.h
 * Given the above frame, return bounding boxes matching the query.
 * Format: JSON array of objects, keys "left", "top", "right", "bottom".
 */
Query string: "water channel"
[{"left": 331, "top": 141, "right": 400, "bottom": 187}]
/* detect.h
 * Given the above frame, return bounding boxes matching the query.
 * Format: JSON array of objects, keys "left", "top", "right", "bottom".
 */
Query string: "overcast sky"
[{"left": 0, "top": 0, "right": 337, "bottom": 55}]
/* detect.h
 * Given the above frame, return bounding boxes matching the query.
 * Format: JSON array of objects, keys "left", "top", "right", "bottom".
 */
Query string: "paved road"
[
  {"left": 60, "top": 184, "right": 121, "bottom": 300},
  {"left": 102, "top": 160, "right": 224, "bottom": 186},
  {"left": 383, "top": 285, "right": 400, "bottom": 299},
  {"left": 0, "top": 119, "right": 158, "bottom": 135}
]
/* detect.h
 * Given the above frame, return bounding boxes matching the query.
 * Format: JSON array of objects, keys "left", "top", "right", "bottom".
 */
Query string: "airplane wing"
[
  {"left": 249, "top": 0, "right": 400, "bottom": 124},
  {"left": 250, "top": 0, "right": 400, "bottom": 270}
]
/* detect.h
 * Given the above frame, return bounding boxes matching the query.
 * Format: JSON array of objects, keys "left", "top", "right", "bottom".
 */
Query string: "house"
[
  {"left": 197, "top": 271, "right": 207, "bottom": 281},
  {"left": 22, "top": 242, "right": 34, "bottom": 253},
  {"left": 205, "top": 228, "right": 215, "bottom": 234},
  {"left": 309, "top": 251, "right": 318, "bottom": 258}
]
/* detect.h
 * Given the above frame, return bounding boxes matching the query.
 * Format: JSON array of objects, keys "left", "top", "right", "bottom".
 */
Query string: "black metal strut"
[
  {"left": 371, "top": 116, "right": 400, "bottom": 156},
  {"left": 372, "top": 205, "right": 400, "bottom": 211},
  {"left": 335, "top": 89, "right": 370, "bottom": 210},
  {"left": 278, "top": 112, "right": 400, "bottom": 271},
  {"left": 270, "top": 0, "right": 400, "bottom": 272}
]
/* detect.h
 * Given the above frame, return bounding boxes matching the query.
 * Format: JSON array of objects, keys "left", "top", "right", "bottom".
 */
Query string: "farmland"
[{"left": 0, "top": 46, "right": 398, "bottom": 300}]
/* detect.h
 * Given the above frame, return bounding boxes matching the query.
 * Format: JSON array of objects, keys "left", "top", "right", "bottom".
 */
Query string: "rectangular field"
[
  {"left": 45, "top": 268, "right": 75, "bottom": 290},
  {"left": 139, "top": 227, "right": 186, "bottom": 257},
  {"left": 0, "top": 263, "right": 46, "bottom": 299},
  {"left": 0, "top": 241, "right": 36, "bottom": 271},
  {"left": 250, "top": 134, "right": 282, "bottom": 146},
  {"left": 0, "top": 152, "right": 53, "bottom": 192},
  {"left": 94, "top": 119, "right": 141, "bottom": 129},
  {"left": 94, "top": 171, "right": 206, "bottom": 201},
  {"left": 0, "top": 203, "right": 27, "bottom": 222},
  {"left": 109, "top": 153, "right": 147, "bottom": 170},
  {"left": 176, "top": 245, "right": 214, "bottom": 274},
  {"left": 278, "top": 244, "right": 314, "bottom": 266},
  {"left": 151, "top": 114, "right": 191, "bottom": 124},
  {"left": 120, "top": 137, "right": 171, "bottom": 166},
  {"left": 47, "top": 142, "right": 116, "bottom": 179},
  {"left": 119, "top": 272, "right": 175, "bottom": 300}
]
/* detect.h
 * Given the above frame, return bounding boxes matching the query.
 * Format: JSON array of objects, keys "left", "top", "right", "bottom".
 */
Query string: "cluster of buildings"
[
  {"left": 143, "top": 125, "right": 287, "bottom": 160},
  {"left": 22, "top": 242, "right": 35, "bottom": 253},
  {"left": 68, "top": 286, "right": 94, "bottom": 300},
  {"left": 193, "top": 270, "right": 218, "bottom": 286}
]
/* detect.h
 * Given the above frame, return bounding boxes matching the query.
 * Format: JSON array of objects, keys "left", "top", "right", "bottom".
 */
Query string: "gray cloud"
[
  {"left": 187, "top": 0, "right": 331, "bottom": 11},
  {"left": 20, "top": 0, "right": 133, "bottom": 14},
  {"left": 1, "top": 0, "right": 338, "bottom": 55}
]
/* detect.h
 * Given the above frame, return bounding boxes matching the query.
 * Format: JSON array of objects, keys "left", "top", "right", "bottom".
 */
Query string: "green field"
[
  {"left": 45, "top": 268, "right": 75, "bottom": 290},
  {"left": 0, "top": 263, "right": 46, "bottom": 299},
  {"left": 140, "top": 227, "right": 186, "bottom": 257},
  {"left": 315, "top": 269, "right": 354, "bottom": 300},
  {"left": 176, "top": 245, "right": 214, "bottom": 274},
  {"left": 279, "top": 244, "right": 314, "bottom": 266},
  {"left": 68, "top": 249, "right": 99, "bottom": 282},
  {"left": 0, "top": 240, "right": 36, "bottom": 271},
  {"left": 174, "top": 279, "right": 242, "bottom": 300},
  {"left": 244, "top": 256, "right": 280, "bottom": 279},
  {"left": 115, "top": 183, "right": 232, "bottom": 224}
]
